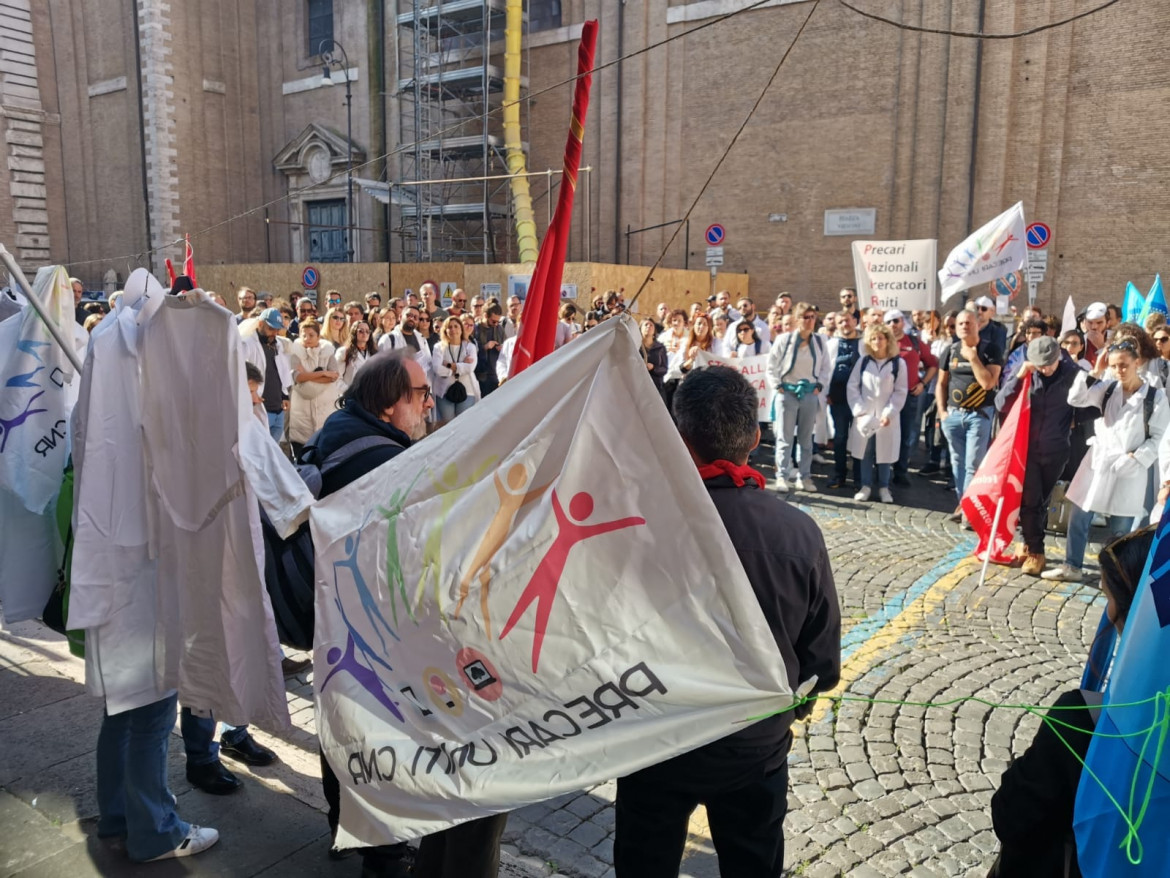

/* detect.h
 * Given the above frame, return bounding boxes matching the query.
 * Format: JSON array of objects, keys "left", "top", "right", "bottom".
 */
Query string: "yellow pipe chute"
[{"left": 504, "top": 0, "right": 538, "bottom": 263}]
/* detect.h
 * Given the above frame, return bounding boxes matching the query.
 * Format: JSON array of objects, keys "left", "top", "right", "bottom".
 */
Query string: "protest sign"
[
  {"left": 313, "top": 317, "right": 797, "bottom": 847},
  {"left": 938, "top": 202, "right": 1027, "bottom": 301},
  {"left": 694, "top": 350, "right": 774, "bottom": 421},
  {"left": 851, "top": 239, "right": 937, "bottom": 311}
]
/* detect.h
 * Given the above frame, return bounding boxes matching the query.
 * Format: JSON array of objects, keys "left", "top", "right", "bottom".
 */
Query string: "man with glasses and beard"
[
  {"left": 838, "top": 287, "right": 861, "bottom": 324},
  {"left": 378, "top": 305, "right": 432, "bottom": 378}
]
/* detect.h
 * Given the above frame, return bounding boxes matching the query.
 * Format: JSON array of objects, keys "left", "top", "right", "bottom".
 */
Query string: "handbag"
[{"left": 443, "top": 343, "right": 469, "bottom": 403}]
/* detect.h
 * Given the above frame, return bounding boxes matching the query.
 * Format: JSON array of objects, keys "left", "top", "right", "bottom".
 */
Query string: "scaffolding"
[{"left": 396, "top": 0, "right": 527, "bottom": 263}]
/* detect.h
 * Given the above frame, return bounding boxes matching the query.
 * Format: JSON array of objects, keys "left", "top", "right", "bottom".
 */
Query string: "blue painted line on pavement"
[{"left": 839, "top": 538, "right": 977, "bottom": 662}]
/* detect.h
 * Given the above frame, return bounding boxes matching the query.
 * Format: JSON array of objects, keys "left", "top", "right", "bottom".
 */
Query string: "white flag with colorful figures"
[
  {"left": 939, "top": 202, "right": 1028, "bottom": 300},
  {"left": 312, "top": 316, "right": 797, "bottom": 846}
]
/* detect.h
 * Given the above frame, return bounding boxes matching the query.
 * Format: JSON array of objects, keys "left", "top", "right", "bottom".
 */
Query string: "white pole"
[
  {"left": 977, "top": 496, "right": 1006, "bottom": 588},
  {"left": 0, "top": 245, "right": 83, "bottom": 373}
]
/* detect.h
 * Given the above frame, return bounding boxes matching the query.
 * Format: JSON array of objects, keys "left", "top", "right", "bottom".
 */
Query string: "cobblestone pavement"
[
  {"left": 500, "top": 448, "right": 1109, "bottom": 878},
  {"left": 0, "top": 448, "right": 1110, "bottom": 878}
]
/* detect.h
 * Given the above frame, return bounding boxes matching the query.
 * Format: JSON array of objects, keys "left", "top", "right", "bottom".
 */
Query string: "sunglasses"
[
  {"left": 886, "top": 318, "right": 902, "bottom": 325},
  {"left": 1108, "top": 340, "right": 1138, "bottom": 354},
  {"left": 1156, "top": 336, "right": 1170, "bottom": 344},
  {"left": 330, "top": 314, "right": 345, "bottom": 321},
  {"left": 978, "top": 306, "right": 991, "bottom": 312},
  {"left": 737, "top": 327, "right": 753, "bottom": 334}
]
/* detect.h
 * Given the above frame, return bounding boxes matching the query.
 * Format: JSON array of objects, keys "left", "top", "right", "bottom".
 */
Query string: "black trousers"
[
  {"left": 1021, "top": 451, "right": 1069, "bottom": 554},
  {"left": 613, "top": 760, "right": 789, "bottom": 878},
  {"left": 321, "top": 749, "right": 411, "bottom": 874},
  {"left": 829, "top": 399, "right": 860, "bottom": 485},
  {"left": 413, "top": 812, "right": 508, "bottom": 878}
]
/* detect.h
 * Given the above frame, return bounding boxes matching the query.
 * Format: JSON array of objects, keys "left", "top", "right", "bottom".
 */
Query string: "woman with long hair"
[
  {"left": 728, "top": 320, "right": 770, "bottom": 359},
  {"left": 431, "top": 315, "right": 479, "bottom": 424},
  {"left": 321, "top": 307, "right": 349, "bottom": 346},
  {"left": 417, "top": 311, "right": 440, "bottom": 349},
  {"left": 334, "top": 319, "right": 375, "bottom": 389},
  {"left": 372, "top": 307, "right": 398, "bottom": 347},
  {"left": 990, "top": 526, "right": 1153, "bottom": 878},
  {"left": 640, "top": 318, "right": 668, "bottom": 397},
  {"left": 287, "top": 319, "right": 340, "bottom": 458}
]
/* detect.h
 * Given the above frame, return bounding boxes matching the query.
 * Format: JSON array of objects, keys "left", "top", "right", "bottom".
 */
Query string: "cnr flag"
[
  {"left": 939, "top": 202, "right": 1027, "bottom": 301},
  {"left": 312, "top": 316, "right": 796, "bottom": 846}
]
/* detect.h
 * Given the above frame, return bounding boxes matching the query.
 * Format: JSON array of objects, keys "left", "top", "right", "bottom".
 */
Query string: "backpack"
[
  {"left": 859, "top": 354, "right": 900, "bottom": 382},
  {"left": 1101, "top": 383, "right": 1157, "bottom": 440},
  {"left": 262, "top": 435, "right": 401, "bottom": 650}
]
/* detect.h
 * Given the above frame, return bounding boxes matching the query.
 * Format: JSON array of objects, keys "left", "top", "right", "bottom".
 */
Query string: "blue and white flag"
[
  {"left": 1138, "top": 275, "right": 1167, "bottom": 325},
  {"left": 1073, "top": 505, "right": 1170, "bottom": 875},
  {"left": 1123, "top": 282, "right": 1146, "bottom": 324},
  {"left": 0, "top": 266, "right": 80, "bottom": 513}
]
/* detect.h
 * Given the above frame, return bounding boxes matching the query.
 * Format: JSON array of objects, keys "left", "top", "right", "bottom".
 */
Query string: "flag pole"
[
  {"left": 977, "top": 497, "right": 1006, "bottom": 588},
  {"left": 0, "top": 245, "right": 83, "bottom": 373}
]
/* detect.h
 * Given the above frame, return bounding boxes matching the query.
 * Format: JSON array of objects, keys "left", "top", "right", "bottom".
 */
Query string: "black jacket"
[
  {"left": 301, "top": 399, "right": 412, "bottom": 497},
  {"left": 633, "top": 474, "right": 841, "bottom": 787},
  {"left": 994, "top": 355, "right": 1078, "bottom": 456}
]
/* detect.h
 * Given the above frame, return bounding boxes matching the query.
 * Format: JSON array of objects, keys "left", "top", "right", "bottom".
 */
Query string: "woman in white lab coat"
[
  {"left": 1042, "top": 339, "right": 1169, "bottom": 581},
  {"left": 431, "top": 315, "right": 479, "bottom": 424},
  {"left": 846, "top": 322, "right": 908, "bottom": 504},
  {"left": 334, "top": 319, "right": 374, "bottom": 389},
  {"left": 287, "top": 319, "right": 340, "bottom": 458}
]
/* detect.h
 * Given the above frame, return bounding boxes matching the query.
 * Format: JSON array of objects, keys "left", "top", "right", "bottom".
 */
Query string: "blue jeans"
[
  {"left": 940, "top": 408, "right": 992, "bottom": 500},
  {"left": 96, "top": 693, "right": 189, "bottom": 861},
  {"left": 266, "top": 410, "right": 284, "bottom": 442},
  {"left": 435, "top": 394, "right": 476, "bottom": 422},
  {"left": 773, "top": 390, "right": 819, "bottom": 480},
  {"left": 895, "top": 392, "right": 923, "bottom": 476},
  {"left": 180, "top": 707, "right": 249, "bottom": 766},
  {"left": 859, "top": 436, "right": 891, "bottom": 489},
  {"left": 1065, "top": 504, "right": 1133, "bottom": 571}
]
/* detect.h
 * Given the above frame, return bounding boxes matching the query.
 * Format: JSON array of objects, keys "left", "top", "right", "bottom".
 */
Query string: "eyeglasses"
[
  {"left": 330, "top": 314, "right": 345, "bottom": 321},
  {"left": 411, "top": 385, "right": 433, "bottom": 403},
  {"left": 801, "top": 313, "right": 816, "bottom": 321}
]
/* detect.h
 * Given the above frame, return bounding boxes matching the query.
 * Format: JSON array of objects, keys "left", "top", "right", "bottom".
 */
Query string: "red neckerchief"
[{"left": 697, "top": 459, "right": 766, "bottom": 489}]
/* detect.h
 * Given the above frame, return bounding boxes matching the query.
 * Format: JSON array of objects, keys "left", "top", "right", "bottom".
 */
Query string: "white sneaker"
[
  {"left": 147, "top": 825, "right": 219, "bottom": 862},
  {"left": 774, "top": 476, "right": 789, "bottom": 494},
  {"left": 1040, "top": 564, "right": 1083, "bottom": 582},
  {"left": 793, "top": 476, "right": 807, "bottom": 492},
  {"left": 879, "top": 487, "right": 894, "bottom": 504},
  {"left": 853, "top": 486, "right": 872, "bottom": 502},
  {"left": 812, "top": 453, "right": 828, "bottom": 465}
]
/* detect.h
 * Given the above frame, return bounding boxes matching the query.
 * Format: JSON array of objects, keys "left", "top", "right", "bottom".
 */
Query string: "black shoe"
[
  {"left": 186, "top": 760, "right": 241, "bottom": 795},
  {"left": 282, "top": 656, "right": 312, "bottom": 677},
  {"left": 891, "top": 472, "right": 911, "bottom": 486},
  {"left": 220, "top": 733, "right": 277, "bottom": 767},
  {"left": 919, "top": 462, "right": 941, "bottom": 475},
  {"left": 825, "top": 478, "right": 846, "bottom": 490}
]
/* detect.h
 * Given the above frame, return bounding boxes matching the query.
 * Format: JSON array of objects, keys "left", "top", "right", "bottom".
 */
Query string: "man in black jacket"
[
  {"left": 613, "top": 366, "right": 841, "bottom": 878},
  {"left": 994, "top": 337, "right": 1078, "bottom": 576}
]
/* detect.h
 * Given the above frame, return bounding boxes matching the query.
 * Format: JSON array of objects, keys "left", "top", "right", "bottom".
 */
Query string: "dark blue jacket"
[
  {"left": 994, "top": 354, "right": 1079, "bottom": 456},
  {"left": 301, "top": 399, "right": 412, "bottom": 497}
]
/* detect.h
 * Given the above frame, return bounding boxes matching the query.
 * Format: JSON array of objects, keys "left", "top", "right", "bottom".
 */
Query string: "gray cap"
[{"left": 1027, "top": 336, "right": 1060, "bottom": 367}]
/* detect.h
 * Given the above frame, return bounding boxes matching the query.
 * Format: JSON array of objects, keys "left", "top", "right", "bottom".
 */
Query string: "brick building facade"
[{"left": 22, "top": 0, "right": 1170, "bottom": 313}]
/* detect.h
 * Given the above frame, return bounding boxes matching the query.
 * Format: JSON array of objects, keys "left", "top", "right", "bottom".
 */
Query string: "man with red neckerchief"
[{"left": 613, "top": 366, "right": 841, "bottom": 878}]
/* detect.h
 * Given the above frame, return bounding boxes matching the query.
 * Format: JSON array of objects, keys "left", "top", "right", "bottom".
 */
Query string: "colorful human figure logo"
[
  {"left": 414, "top": 458, "right": 496, "bottom": 619},
  {"left": 0, "top": 390, "right": 46, "bottom": 453},
  {"left": 320, "top": 596, "right": 403, "bottom": 722},
  {"left": 377, "top": 471, "right": 423, "bottom": 627},
  {"left": 454, "top": 462, "right": 551, "bottom": 637},
  {"left": 334, "top": 521, "right": 399, "bottom": 653},
  {"left": 499, "top": 489, "right": 645, "bottom": 672}
]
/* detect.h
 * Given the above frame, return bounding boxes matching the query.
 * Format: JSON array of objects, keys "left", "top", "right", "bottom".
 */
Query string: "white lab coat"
[
  {"left": 1067, "top": 371, "right": 1168, "bottom": 517},
  {"left": 497, "top": 336, "right": 517, "bottom": 383},
  {"left": 378, "top": 328, "right": 432, "bottom": 378},
  {"left": 287, "top": 339, "right": 340, "bottom": 445},
  {"left": 138, "top": 290, "right": 312, "bottom": 727},
  {"left": 729, "top": 339, "right": 771, "bottom": 359},
  {"left": 335, "top": 345, "right": 374, "bottom": 389},
  {"left": 240, "top": 327, "right": 293, "bottom": 393},
  {"left": 432, "top": 340, "right": 481, "bottom": 401},
  {"left": 846, "top": 355, "right": 908, "bottom": 464}
]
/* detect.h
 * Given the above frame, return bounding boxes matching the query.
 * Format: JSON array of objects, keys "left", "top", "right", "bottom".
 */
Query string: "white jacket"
[
  {"left": 432, "top": 340, "right": 481, "bottom": 401},
  {"left": 1067, "top": 371, "right": 1168, "bottom": 517},
  {"left": 766, "top": 331, "right": 832, "bottom": 393},
  {"left": 288, "top": 339, "right": 340, "bottom": 444},
  {"left": 240, "top": 330, "right": 293, "bottom": 393},
  {"left": 846, "top": 355, "right": 908, "bottom": 464},
  {"left": 378, "top": 328, "right": 432, "bottom": 378}
]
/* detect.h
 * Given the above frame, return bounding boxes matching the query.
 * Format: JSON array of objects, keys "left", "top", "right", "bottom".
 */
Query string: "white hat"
[
  {"left": 1085, "top": 302, "right": 1108, "bottom": 320},
  {"left": 974, "top": 295, "right": 995, "bottom": 309},
  {"left": 883, "top": 309, "right": 906, "bottom": 324}
]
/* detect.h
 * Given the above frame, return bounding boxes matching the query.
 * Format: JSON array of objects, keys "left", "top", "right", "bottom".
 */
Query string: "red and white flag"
[{"left": 960, "top": 373, "right": 1032, "bottom": 564}]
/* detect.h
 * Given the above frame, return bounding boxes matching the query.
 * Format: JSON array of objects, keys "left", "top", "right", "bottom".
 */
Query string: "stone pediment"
[{"left": 273, "top": 122, "right": 364, "bottom": 184}]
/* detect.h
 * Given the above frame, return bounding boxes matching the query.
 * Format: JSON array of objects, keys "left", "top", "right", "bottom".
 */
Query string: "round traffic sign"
[
  {"left": 705, "top": 224, "right": 726, "bottom": 246},
  {"left": 302, "top": 266, "right": 319, "bottom": 289},
  {"left": 1025, "top": 222, "right": 1051, "bottom": 249},
  {"left": 994, "top": 271, "right": 1022, "bottom": 300}
]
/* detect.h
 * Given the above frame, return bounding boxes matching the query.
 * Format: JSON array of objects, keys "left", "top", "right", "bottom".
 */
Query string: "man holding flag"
[{"left": 994, "top": 337, "right": 1078, "bottom": 574}]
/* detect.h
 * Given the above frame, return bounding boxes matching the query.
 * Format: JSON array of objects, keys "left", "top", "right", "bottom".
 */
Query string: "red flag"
[
  {"left": 960, "top": 372, "right": 1032, "bottom": 564},
  {"left": 164, "top": 258, "right": 177, "bottom": 287},
  {"left": 510, "top": 20, "right": 598, "bottom": 377},
  {"left": 184, "top": 234, "right": 197, "bottom": 286}
]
